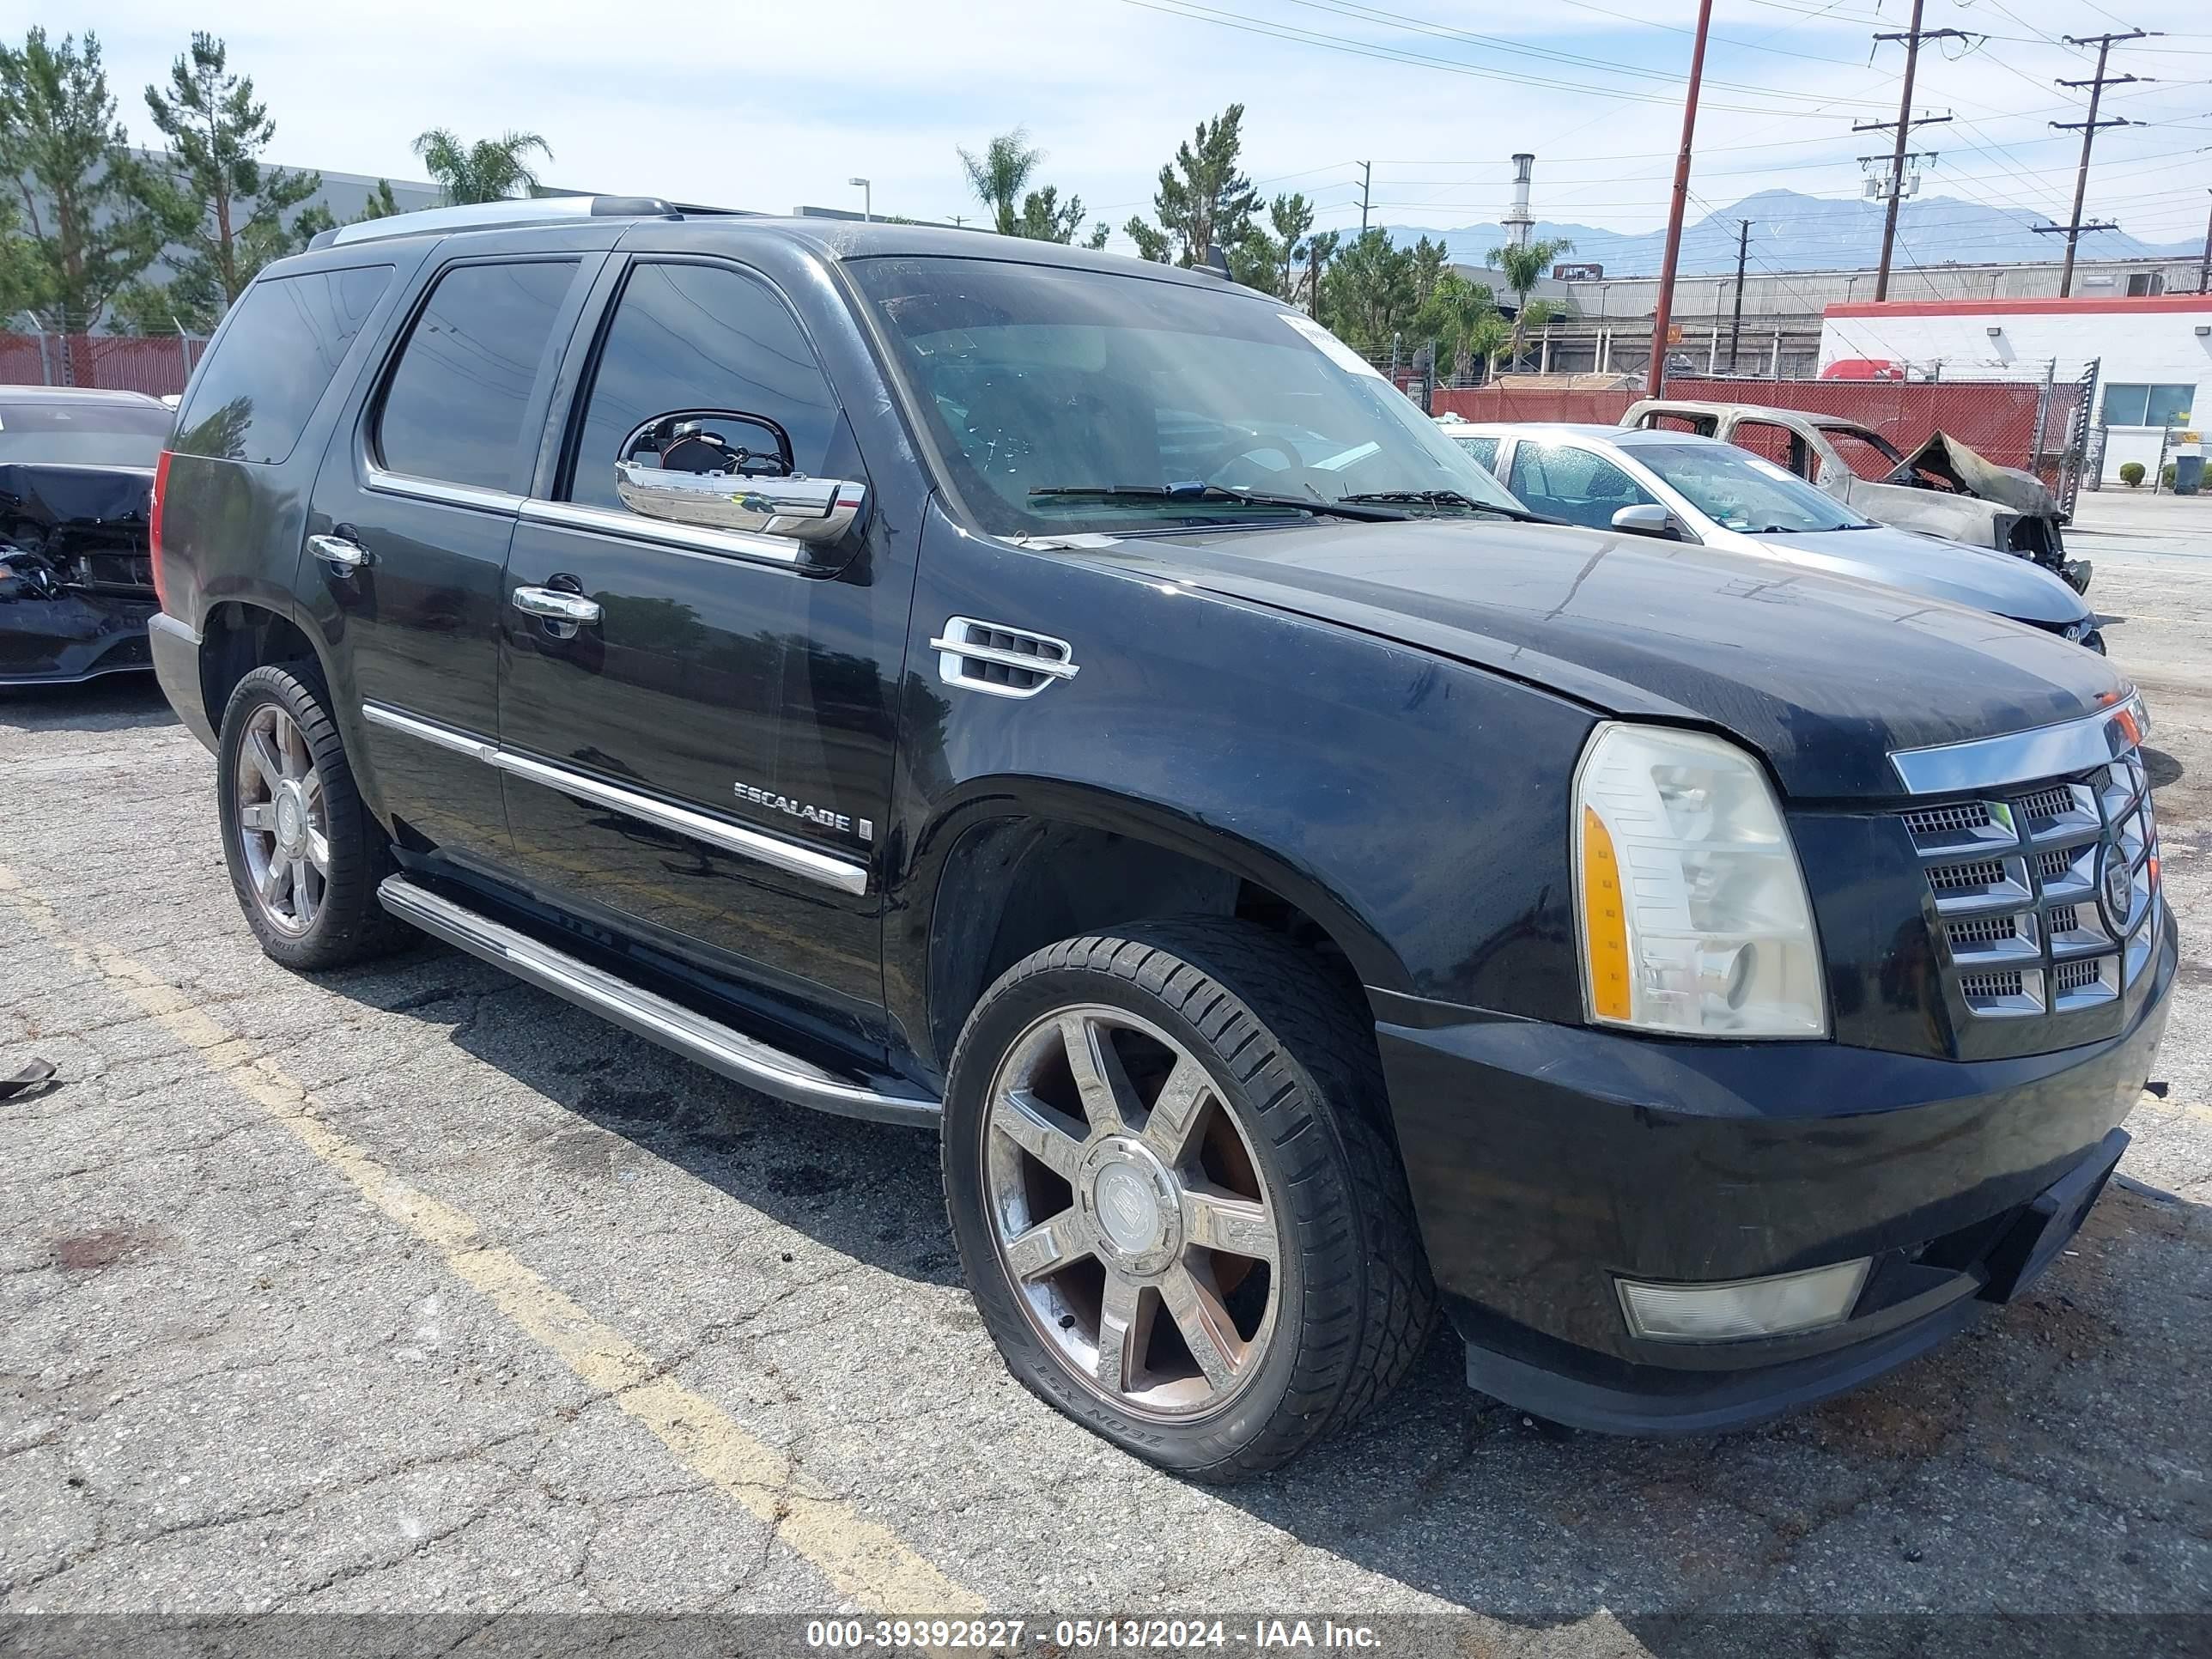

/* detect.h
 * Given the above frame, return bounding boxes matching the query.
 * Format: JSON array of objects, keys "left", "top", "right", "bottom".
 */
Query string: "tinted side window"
[
  {"left": 174, "top": 265, "right": 392, "bottom": 464},
  {"left": 1507, "top": 444, "right": 1656, "bottom": 531},
  {"left": 566, "top": 262, "right": 842, "bottom": 511},
  {"left": 378, "top": 260, "right": 578, "bottom": 492}
]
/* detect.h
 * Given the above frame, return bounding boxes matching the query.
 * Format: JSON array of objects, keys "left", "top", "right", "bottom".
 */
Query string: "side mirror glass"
[
  {"left": 1611, "top": 503, "right": 1680, "bottom": 540},
  {"left": 613, "top": 411, "right": 866, "bottom": 544}
]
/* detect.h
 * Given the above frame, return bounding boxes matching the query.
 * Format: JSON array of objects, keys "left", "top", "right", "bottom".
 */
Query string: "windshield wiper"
[
  {"left": 1339, "top": 489, "right": 1557, "bottom": 524},
  {"left": 1030, "top": 483, "right": 1410, "bottom": 522}
]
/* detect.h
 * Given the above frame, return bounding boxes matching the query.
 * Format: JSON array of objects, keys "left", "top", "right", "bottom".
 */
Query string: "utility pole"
[
  {"left": 1858, "top": 0, "right": 1970, "bottom": 302},
  {"left": 2037, "top": 30, "right": 2149, "bottom": 297},
  {"left": 1358, "top": 161, "right": 1372, "bottom": 234},
  {"left": 1645, "top": 0, "right": 1717, "bottom": 397},
  {"left": 1727, "top": 218, "right": 1750, "bottom": 372},
  {"left": 2198, "top": 190, "right": 2211, "bottom": 295}
]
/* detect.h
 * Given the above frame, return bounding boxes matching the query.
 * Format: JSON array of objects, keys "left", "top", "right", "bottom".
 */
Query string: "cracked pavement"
[{"left": 0, "top": 526, "right": 2207, "bottom": 1655}]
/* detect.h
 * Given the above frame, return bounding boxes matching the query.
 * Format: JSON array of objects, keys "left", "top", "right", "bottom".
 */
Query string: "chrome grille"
[
  {"left": 1905, "top": 738, "right": 2160, "bottom": 1021},
  {"left": 1929, "top": 857, "right": 2007, "bottom": 891},
  {"left": 1903, "top": 802, "right": 1992, "bottom": 836}
]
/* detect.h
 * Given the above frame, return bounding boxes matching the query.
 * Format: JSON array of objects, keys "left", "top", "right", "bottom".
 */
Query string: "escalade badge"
[{"left": 733, "top": 781, "right": 873, "bottom": 842}]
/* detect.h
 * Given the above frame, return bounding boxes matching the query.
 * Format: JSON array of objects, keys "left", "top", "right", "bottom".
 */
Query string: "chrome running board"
[{"left": 376, "top": 876, "right": 939, "bottom": 1128}]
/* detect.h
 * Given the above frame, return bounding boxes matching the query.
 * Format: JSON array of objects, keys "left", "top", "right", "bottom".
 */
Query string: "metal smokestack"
[{"left": 1504, "top": 153, "right": 1535, "bottom": 249}]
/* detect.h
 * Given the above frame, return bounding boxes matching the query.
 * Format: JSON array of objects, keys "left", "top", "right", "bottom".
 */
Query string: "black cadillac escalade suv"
[{"left": 147, "top": 198, "right": 2176, "bottom": 1480}]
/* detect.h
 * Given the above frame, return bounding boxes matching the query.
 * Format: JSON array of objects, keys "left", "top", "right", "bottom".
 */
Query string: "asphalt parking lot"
[{"left": 3, "top": 503, "right": 2208, "bottom": 1656}]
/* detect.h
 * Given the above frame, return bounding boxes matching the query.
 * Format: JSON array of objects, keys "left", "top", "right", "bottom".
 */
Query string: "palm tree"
[
  {"left": 1486, "top": 234, "right": 1572, "bottom": 372},
  {"left": 957, "top": 130, "right": 1042, "bottom": 237},
  {"left": 1418, "top": 270, "right": 1499, "bottom": 383},
  {"left": 1462, "top": 312, "right": 1512, "bottom": 384},
  {"left": 412, "top": 129, "right": 554, "bottom": 205}
]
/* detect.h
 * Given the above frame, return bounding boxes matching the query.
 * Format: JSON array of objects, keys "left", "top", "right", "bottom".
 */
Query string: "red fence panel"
[
  {"left": 1432, "top": 375, "right": 2080, "bottom": 490},
  {"left": 0, "top": 332, "right": 204, "bottom": 398}
]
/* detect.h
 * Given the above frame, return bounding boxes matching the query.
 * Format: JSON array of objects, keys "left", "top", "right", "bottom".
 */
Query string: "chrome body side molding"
[
  {"left": 1888, "top": 696, "right": 2146, "bottom": 796},
  {"left": 360, "top": 701, "right": 868, "bottom": 896},
  {"left": 363, "top": 465, "right": 525, "bottom": 515},
  {"left": 518, "top": 497, "right": 811, "bottom": 569},
  {"left": 377, "top": 877, "right": 938, "bottom": 1127},
  {"left": 362, "top": 702, "right": 497, "bottom": 763}
]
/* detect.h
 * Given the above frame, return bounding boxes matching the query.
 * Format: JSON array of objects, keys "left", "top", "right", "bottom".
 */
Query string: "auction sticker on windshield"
[{"left": 1280, "top": 312, "right": 1384, "bottom": 379}]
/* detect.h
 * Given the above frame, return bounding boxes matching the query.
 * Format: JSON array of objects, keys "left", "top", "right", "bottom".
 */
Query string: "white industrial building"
[{"left": 1820, "top": 295, "right": 2212, "bottom": 484}]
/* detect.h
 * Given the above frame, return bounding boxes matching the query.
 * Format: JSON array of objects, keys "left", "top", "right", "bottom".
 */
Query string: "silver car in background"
[{"left": 1438, "top": 421, "right": 2104, "bottom": 652}]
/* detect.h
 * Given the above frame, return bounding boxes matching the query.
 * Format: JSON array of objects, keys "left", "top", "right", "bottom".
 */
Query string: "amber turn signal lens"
[{"left": 1580, "top": 805, "right": 1632, "bottom": 1021}]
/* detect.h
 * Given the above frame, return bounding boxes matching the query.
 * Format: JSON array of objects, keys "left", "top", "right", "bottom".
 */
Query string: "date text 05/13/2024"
[{"left": 804, "top": 1620, "right": 1382, "bottom": 1650}]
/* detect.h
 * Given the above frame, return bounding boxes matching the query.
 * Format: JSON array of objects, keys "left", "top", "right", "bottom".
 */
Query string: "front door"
[
  {"left": 309, "top": 251, "right": 596, "bottom": 860},
  {"left": 497, "top": 256, "right": 908, "bottom": 1036}
]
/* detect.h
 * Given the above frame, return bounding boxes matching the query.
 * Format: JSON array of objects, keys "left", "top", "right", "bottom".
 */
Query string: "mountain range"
[{"left": 1382, "top": 188, "right": 2202, "bottom": 276}]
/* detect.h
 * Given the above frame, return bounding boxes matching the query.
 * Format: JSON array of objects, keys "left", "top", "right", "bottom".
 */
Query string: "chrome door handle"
[
  {"left": 512, "top": 586, "right": 603, "bottom": 626},
  {"left": 307, "top": 533, "right": 370, "bottom": 572}
]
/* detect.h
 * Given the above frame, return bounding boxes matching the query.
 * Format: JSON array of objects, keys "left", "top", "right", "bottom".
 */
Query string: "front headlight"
[{"left": 1574, "top": 723, "right": 1827, "bottom": 1038}]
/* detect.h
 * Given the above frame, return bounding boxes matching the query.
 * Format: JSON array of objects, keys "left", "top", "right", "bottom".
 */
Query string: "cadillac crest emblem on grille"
[{"left": 2100, "top": 836, "right": 2133, "bottom": 932}]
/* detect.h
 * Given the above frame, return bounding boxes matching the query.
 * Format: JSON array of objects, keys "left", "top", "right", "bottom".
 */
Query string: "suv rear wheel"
[
  {"left": 942, "top": 919, "right": 1435, "bottom": 1480},
  {"left": 216, "top": 664, "right": 407, "bottom": 971}
]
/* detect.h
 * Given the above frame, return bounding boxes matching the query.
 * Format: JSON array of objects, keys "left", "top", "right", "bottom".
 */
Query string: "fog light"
[{"left": 1617, "top": 1259, "right": 1871, "bottom": 1342}]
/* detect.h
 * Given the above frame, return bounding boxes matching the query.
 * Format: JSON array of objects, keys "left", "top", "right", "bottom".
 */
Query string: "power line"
[
  {"left": 1108, "top": 0, "right": 1890, "bottom": 118},
  {"left": 2038, "top": 28, "right": 2154, "bottom": 294},
  {"left": 1857, "top": 0, "right": 1970, "bottom": 300}
]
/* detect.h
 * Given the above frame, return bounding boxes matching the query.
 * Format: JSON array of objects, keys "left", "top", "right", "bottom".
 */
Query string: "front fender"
[{"left": 884, "top": 500, "right": 1598, "bottom": 1061}]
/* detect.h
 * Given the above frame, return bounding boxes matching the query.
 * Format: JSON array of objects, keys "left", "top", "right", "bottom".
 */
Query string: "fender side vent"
[{"left": 929, "top": 616, "right": 1080, "bottom": 700}]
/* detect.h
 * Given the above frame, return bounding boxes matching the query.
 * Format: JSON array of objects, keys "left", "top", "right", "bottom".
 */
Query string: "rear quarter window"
[{"left": 173, "top": 264, "right": 393, "bottom": 465}]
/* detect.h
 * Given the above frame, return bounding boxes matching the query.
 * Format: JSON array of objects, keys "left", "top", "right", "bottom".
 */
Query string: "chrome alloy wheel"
[
  {"left": 983, "top": 1005, "right": 1284, "bottom": 1419},
  {"left": 234, "top": 702, "right": 328, "bottom": 936}
]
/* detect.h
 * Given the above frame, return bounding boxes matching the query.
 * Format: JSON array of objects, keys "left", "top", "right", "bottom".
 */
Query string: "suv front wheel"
[
  {"left": 216, "top": 664, "right": 407, "bottom": 971},
  {"left": 942, "top": 920, "right": 1436, "bottom": 1480}
]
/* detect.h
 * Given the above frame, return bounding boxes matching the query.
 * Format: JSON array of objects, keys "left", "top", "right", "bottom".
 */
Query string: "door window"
[
  {"left": 1506, "top": 443, "right": 1658, "bottom": 530},
  {"left": 1729, "top": 420, "right": 1808, "bottom": 475},
  {"left": 565, "top": 262, "right": 843, "bottom": 511},
  {"left": 377, "top": 259, "right": 580, "bottom": 491}
]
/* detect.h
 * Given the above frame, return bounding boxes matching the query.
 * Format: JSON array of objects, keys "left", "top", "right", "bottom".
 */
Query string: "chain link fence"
[{"left": 0, "top": 330, "right": 208, "bottom": 398}]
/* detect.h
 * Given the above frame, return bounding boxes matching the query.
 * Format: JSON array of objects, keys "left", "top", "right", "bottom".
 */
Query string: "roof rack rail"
[{"left": 310, "top": 194, "right": 689, "bottom": 251}]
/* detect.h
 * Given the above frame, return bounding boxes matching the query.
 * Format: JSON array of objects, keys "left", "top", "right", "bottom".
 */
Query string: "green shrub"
[
  {"left": 2161, "top": 463, "right": 2177, "bottom": 490},
  {"left": 2119, "top": 461, "right": 2146, "bottom": 488}
]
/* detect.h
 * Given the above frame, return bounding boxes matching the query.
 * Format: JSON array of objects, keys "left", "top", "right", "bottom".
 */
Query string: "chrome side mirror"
[
  {"left": 1610, "top": 503, "right": 1680, "bottom": 540},
  {"left": 614, "top": 462, "right": 866, "bottom": 544}
]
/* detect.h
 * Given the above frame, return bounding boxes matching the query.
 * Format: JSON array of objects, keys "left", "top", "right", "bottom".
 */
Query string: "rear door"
[
  {"left": 495, "top": 252, "right": 906, "bottom": 1034},
  {"left": 305, "top": 246, "right": 602, "bottom": 862}
]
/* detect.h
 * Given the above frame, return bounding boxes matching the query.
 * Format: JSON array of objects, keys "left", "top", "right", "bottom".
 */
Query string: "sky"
[{"left": 58, "top": 0, "right": 2212, "bottom": 260}]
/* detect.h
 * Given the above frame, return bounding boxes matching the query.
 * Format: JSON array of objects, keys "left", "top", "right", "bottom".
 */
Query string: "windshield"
[
  {"left": 0, "top": 399, "right": 169, "bottom": 468},
  {"left": 848, "top": 256, "right": 1522, "bottom": 536},
  {"left": 1631, "top": 441, "right": 1871, "bottom": 534}
]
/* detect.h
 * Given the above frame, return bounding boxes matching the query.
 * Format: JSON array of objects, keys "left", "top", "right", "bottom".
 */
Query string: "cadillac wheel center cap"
[
  {"left": 1094, "top": 1164, "right": 1160, "bottom": 1252},
  {"left": 1078, "top": 1139, "right": 1181, "bottom": 1275},
  {"left": 274, "top": 786, "right": 306, "bottom": 855}
]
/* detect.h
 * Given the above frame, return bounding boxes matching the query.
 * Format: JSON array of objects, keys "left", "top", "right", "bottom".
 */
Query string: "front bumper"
[
  {"left": 0, "top": 592, "right": 156, "bottom": 686},
  {"left": 1373, "top": 900, "right": 2176, "bottom": 1435}
]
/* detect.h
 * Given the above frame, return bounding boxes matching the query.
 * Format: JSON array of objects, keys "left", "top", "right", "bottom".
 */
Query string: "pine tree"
[{"left": 141, "top": 33, "right": 322, "bottom": 330}]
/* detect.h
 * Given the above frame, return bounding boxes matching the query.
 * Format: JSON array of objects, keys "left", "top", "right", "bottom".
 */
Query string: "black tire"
[
  {"left": 216, "top": 663, "right": 409, "bottom": 971},
  {"left": 942, "top": 918, "right": 1437, "bottom": 1481}
]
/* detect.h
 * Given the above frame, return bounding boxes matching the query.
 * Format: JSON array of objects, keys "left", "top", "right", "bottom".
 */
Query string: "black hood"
[{"left": 1083, "top": 517, "right": 2130, "bottom": 800}]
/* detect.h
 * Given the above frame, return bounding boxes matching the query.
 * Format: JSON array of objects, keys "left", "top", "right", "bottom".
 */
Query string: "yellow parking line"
[{"left": 0, "top": 865, "right": 981, "bottom": 1616}]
